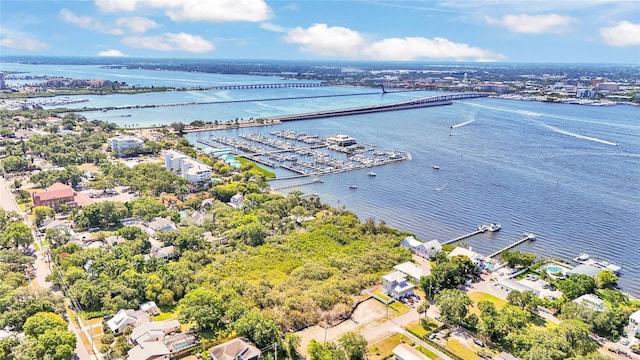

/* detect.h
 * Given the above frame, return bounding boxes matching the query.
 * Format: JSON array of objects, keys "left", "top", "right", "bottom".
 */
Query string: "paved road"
[{"left": 0, "top": 175, "right": 20, "bottom": 213}]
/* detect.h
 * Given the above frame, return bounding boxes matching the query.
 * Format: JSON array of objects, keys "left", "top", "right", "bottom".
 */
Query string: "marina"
[{"left": 197, "top": 130, "right": 411, "bottom": 181}]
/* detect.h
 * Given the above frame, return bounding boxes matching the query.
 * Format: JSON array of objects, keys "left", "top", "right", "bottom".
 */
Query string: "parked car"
[{"left": 473, "top": 339, "right": 486, "bottom": 347}]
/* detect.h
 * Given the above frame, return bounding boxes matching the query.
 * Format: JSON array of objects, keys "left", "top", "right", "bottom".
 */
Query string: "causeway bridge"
[
  {"left": 198, "top": 82, "right": 326, "bottom": 90},
  {"left": 265, "top": 93, "right": 488, "bottom": 122}
]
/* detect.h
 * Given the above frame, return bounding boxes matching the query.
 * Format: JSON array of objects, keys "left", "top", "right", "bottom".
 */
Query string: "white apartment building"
[
  {"left": 108, "top": 136, "right": 144, "bottom": 153},
  {"left": 164, "top": 150, "right": 212, "bottom": 183}
]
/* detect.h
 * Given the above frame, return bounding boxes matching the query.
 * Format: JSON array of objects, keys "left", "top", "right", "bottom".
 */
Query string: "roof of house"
[
  {"left": 106, "top": 309, "right": 149, "bottom": 332},
  {"left": 382, "top": 271, "right": 406, "bottom": 283},
  {"left": 420, "top": 239, "right": 442, "bottom": 251},
  {"left": 140, "top": 301, "right": 159, "bottom": 312},
  {"left": 393, "top": 281, "right": 416, "bottom": 293},
  {"left": 209, "top": 338, "right": 261, "bottom": 360},
  {"left": 401, "top": 236, "right": 422, "bottom": 248},
  {"left": 130, "top": 319, "right": 180, "bottom": 344},
  {"left": 573, "top": 294, "right": 605, "bottom": 309},
  {"left": 33, "top": 182, "right": 75, "bottom": 202},
  {"left": 392, "top": 344, "right": 430, "bottom": 360},
  {"left": 148, "top": 217, "right": 176, "bottom": 230},
  {"left": 569, "top": 264, "right": 602, "bottom": 277},
  {"left": 105, "top": 235, "right": 126, "bottom": 246},
  {"left": 629, "top": 309, "right": 640, "bottom": 323},
  {"left": 127, "top": 341, "right": 171, "bottom": 360},
  {"left": 449, "top": 246, "right": 483, "bottom": 261},
  {"left": 394, "top": 261, "right": 428, "bottom": 280},
  {"left": 497, "top": 279, "right": 538, "bottom": 294}
]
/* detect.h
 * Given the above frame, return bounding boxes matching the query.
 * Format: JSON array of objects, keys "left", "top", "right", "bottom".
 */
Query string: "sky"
[{"left": 0, "top": 0, "right": 639, "bottom": 63}]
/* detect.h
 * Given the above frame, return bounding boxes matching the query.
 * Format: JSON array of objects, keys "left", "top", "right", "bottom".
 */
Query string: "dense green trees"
[
  {"left": 307, "top": 332, "right": 368, "bottom": 360},
  {"left": 500, "top": 250, "right": 537, "bottom": 268},
  {"left": 30, "top": 166, "right": 83, "bottom": 188},
  {"left": 1, "top": 155, "right": 29, "bottom": 172},
  {"left": 72, "top": 201, "right": 129, "bottom": 229},
  {"left": 22, "top": 312, "right": 76, "bottom": 360},
  {"left": 435, "top": 289, "right": 472, "bottom": 324},
  {"left": 557, "top": 274, "right": 597, "bottom": 300},
  {"left": 1, "top": 221, "right": 33, "bottom": 249}
]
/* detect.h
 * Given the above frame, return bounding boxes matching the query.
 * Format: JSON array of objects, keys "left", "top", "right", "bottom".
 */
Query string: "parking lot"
[{"left": 80, "top": 186, "right": 137, "bottom": 203}]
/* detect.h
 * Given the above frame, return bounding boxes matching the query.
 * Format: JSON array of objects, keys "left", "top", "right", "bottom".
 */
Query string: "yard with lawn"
[
  {"left": 368, "top": 333, "right": 412, "bottom": 360},
  {"left": 468, "top": 292, "right": 507, "bottom": 315}
]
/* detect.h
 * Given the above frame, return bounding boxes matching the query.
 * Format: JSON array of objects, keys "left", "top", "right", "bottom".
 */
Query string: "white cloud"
[
  {"left": 95, "top": 0, "right": 272, "bottom": 22},
  {"left": 260, "top": 22, "right": 286, "bottom": 33},
  {"left": 60, "top": 8, "right": 123, "bottom": 35},
  {"left": 283, "top": 23, "right": 504, "bottom": 61},
  {"left": 0, "top": 27, "right": 48, "bottom": 50},
  {"left": 600, "top": 21, "right": 640, "bottom": 47},
  {"left": 123, "top": 32, "right": 214, "bottom": 53},
  {"left": 116, "top": 16, "right": 160, "bottom": 33},
  {"left": 284, "top": 24, "right": 364, "bottom": 57},
  {"left": 363, "top": 37, "right": 505, "bottom": 61},
  {"left": 97, "top": 49, "right": 126, "bottom": 56},
  {"left": 485, "top": 14, "right": 574, "bottom": 34}
]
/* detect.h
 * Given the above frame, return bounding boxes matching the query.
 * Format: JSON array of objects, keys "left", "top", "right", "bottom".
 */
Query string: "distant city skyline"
[{"left": 0, "top": 0, "right": 639, "bottom": 63}]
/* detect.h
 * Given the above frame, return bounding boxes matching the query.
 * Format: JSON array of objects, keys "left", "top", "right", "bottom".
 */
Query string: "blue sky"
[{"left": 0, "top": 0, "right": 639, "bottom": 63}]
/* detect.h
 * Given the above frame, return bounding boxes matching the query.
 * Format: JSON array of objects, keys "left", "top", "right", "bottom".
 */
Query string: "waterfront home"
[
  {"left": 393, "top": 261, "right": 429, "bottom": 283},
  {"left": 392, "top": 343, "right": 431, "bottom": 360},
  {"left": 629, "top": 310, "right": 640, "bottom": 335},
  {"left": 449, "top": 246, "right": 486, "bottom": 267},
  {"left": 382, "top": 271, "right": 415, "bottom": 300},
  {"left": 572, "top": 294, "right": 606, "bottom": 312},
  {"left": 400, "top": 236, "right": 442, "bottom": 259},
  {"left": 494, "top": 279, "right": 540, "bottom": 297},
  {"left": 568, "top": 264, "right": 603, "bottom": 278},
  {"left": 209, "top": 337, "right": 261, "bottom": 360},
  {"left": 106, "top": 309, "right": 150, "bottom": 335}
]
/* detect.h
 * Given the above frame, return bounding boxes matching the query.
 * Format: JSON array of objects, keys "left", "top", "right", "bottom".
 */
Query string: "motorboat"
[
  {"left": 367, "top": 171, "right": 376, "bottom": 177},
  {"left": 432, "top": 165, "right": 440, "bottom": 170},
  {"left": 487, "top": 223, "right": 501, "bottom": 232},
  {"left": 349, "top": 183, "right": 358, "bottom": 189},
  {"left": 477, "top": 224, "right": 489, "bottom": 232}
]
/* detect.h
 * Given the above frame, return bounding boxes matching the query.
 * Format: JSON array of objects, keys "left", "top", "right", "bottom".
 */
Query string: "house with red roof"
[{"left": 31, "top": 182, "right": 93, "bottom": 209}]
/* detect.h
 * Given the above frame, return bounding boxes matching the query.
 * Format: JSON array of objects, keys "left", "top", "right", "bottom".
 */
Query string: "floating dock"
[{"left": 487, "top": 233, "right": 536, "bottom": 259}]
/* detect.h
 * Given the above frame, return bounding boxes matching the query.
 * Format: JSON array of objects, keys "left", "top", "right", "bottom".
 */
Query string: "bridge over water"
[{"left": 265, "top": 93, "right": 489, "bottom": 122}]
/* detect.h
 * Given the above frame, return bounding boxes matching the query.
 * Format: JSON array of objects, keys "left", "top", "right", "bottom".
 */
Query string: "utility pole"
[{"left": 274, "top": 342, "right": 277, "bottom": 360}]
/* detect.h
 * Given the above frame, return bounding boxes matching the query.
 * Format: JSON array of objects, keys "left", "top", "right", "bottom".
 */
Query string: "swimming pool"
[{"left": 547, "top": 265, "right": 562, "bottom": 273}]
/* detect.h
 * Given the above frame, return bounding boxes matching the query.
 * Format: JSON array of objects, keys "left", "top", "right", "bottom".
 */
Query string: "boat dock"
[
  {"left": 442, "top": 227, "right": 489, "bottom": 245},
  {"left": 271, "top": 178, "right": 324, "bottom": 191},
  {"left": 487, "top": 233, "right": 536, "bottom": 259}
]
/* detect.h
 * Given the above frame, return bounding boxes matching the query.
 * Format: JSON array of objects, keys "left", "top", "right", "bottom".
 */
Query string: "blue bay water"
[{"left": 3, "top": 63, "right": 639, "bottom": 296}]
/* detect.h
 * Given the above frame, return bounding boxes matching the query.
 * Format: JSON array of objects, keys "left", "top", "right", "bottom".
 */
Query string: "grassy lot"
[
  {"left": 373, "top": 289, "right": 391, "bottom": 302},
  {"left": 368, "top": 333, "right": 410, "bottom": 360},
  {"left": 153, "top": 310, "right": 180, "bottom": 321},
  {"left": 416, "top": 345, "right": 439, "bottom": 359},
  {"left": 388, "top": 301, "right": 411, "bottom": 316},
  {"left": 446, "top": 339, "right": 481, "bottom": 360},
  {"left": 406, "top": 320, "right": 429, "bottom": 338},
  {"left": 237, "top": 157, "right": 276, "bottom": 178},
  {"left": 468, "top": 292, "right": 507, "bottom": 315}
]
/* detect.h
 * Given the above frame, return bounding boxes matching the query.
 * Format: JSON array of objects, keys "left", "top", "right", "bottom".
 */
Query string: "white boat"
[
  {"left": 367, "top": 171, "right": 376, "bottom": 177},
  {"left": 432, "top": 165, "right": 440, "bottom": 170},
  {"left": 487, "top": 223, "right": 501, "bottom": 232},
  {"left": 349, "top": 184, "right": 358, "bottom": 189},
  {"left": 574, "top": 253, "right": 591, "bottom": 263},
  {"left": 477, "top": 224, "right": 488, "bottom": 232}
]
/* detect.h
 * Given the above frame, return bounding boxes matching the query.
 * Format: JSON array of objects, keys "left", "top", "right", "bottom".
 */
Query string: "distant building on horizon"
[{"left": 0, "top": 72, "right": 5, "bottom": 90}]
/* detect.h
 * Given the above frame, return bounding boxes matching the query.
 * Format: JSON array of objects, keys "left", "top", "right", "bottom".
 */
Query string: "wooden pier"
[
  {"left": 442, "top": 227, "right": 488, "bottom": 245},
  {"left": 487, "top": 233, "right": 536, "bottom": 259},
  {"left": 271, "top": 178, "right": 323, "bottom": 191}
]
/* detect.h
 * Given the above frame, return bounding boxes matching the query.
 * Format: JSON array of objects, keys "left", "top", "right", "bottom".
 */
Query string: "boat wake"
[
  {"left": 451, "top": 119, "right": 476, "bottom": 129},
  {"left": 534, "top": 121, "right": 618, "bottom": 146},
  {"left": 436, "top": 182, "right": 448, "bottom": 191}
]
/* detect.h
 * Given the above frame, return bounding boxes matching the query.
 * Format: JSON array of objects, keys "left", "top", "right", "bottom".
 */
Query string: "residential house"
[
  {"left": 146, "top": 245, "right": 176, "bottom": 260},
  {"left": 147, "top": 217, "right": 177, "bottom": 233},
  {"left": 393, "top": 261, "right": 429, "bottom": 283},
  {"left": 629, "top": 309, "right": 640, "bottom": 335},
  {"left": 227, "top": 193, "right": 244, "bottom": 208},
  {"left": 494, "top": 279, "right": 540, "bottom": 297},
  {"left": 201, "top": 198, "right": 216, "bottom": 209},
  {"left": 129, "top": 319, "right": 180, "bottom": 345},
  {"left": 449, "top": 246, "right": 486, "bottom": 267},
  {"left": 31, "top": 182, "right": 93, "bottom": 209},
  {"left": 568, "top": 264, "right": 603, "bottom": 278},
  {"left": 105, "top": 235, "right": 126, "bottom": 247},
  {"left": 127, "top": 341, "right": 171, "bottom": 360},
  {"left": 140, "top": 301, "right": 160, "bottom": 316},
  {"left": 382, "top": 271, "right": 415, "bottom": 300},
  {"left": 572, "top": 294, "right": 606, "bottom": 312},
  {"left": 39, "top": 218, "right": 71, "bottom": 234},
  {"left": 180, "top": 211, "right": 213, "bottom": 227},
  {"left": 209, "top": 338, "right": 261, "bottom": 360},
  {"left": 400, "top": 236, "right": 442, "bottom": 259},
  {"left": 392, "top": 343, "right": 430, "bottom": 360},
  {"left": 106, "top": 309, "right": 150, "bottom": 335}
]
